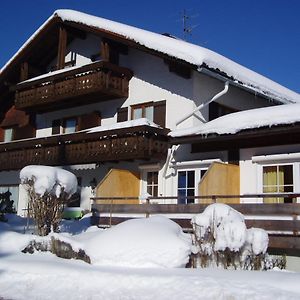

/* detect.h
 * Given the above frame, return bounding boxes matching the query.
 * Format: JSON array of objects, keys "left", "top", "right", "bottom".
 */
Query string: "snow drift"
[{"left": 81, "top": 216, "right": 192, "bottom": 268}]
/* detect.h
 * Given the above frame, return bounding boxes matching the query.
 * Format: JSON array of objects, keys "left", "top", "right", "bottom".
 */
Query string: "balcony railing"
[
  {"left": 14, "top": 61, "right": 133, "bottom": 111},
  {"left": 0, "top": 125, "right": 168, "bottom": 171}
]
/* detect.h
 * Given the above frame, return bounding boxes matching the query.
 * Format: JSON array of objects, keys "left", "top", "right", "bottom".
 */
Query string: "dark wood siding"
[
  {"left": 117, "top": 107, "right": 128, "bottom": 122},
  {"left": 0, "top": 128, "right": 4, "bottom": 142},
  {"left": 78, "top": 112, "right": 101, "bottom": 131},
  {"left": 153, "top": 100, "right": 166, "bottom": 128},
  {"left": 14, "top": 124, "right": 36, "bottom": 140}
]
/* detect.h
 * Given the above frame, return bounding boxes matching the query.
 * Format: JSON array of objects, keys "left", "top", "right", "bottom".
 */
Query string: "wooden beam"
[
  {"left": 20, "top": 62, "right": 29, "bottom": 82},
  {"left": 100, "top": 41, "right": 110, "bottom": 62},
  {"left": 57, "top": 26, "right": 67, "bottom": 70}
]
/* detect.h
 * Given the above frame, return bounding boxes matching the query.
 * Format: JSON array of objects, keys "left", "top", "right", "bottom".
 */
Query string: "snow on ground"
[
  {"left": 1, "top": 214, "right": 300, "bottom": 300},
  {"left": 170, "top": 103, "right": 300, "bottom": 137}
]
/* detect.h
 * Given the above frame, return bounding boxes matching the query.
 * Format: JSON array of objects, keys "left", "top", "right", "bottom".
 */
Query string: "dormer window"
[{"left": 131, "top": 102, "right": 154, "bottom": 122}]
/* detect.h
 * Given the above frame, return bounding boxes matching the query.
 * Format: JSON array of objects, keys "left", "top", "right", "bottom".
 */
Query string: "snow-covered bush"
[
  {"left": 20, "top": 165, "right": 77, "bottom": 236},
  {"left": 191, "top": 203, "right": 269, "bottom": 270},
  {"left": 83, "top": 216, "right": 192, "bottom": 268}
]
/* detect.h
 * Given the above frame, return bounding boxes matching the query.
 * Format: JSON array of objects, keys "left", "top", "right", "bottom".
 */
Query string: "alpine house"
[{"left": 0, "top": 9, "right": 299, "bottom": 215}]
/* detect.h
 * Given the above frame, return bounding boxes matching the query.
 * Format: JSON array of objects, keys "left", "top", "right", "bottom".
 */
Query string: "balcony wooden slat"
[
  {"left": 14, "top": 61, "right": 132, "bottom": 111},
  {"left": 0, "top": 125, "right": 168, "bottom": 171}
]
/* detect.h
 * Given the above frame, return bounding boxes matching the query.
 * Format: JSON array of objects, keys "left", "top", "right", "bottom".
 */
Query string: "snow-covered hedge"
[
  {"left": 20, "top": 165, "right": 77, "bottom": 198},
  {"left": 20, "top": 165, "right": 78, "bottom": 236},
  {"left": 191, "top": 203, "right": 269, "bottom": 270}
]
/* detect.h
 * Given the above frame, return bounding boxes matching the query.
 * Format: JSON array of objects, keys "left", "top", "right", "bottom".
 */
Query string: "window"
[
  {"left": 263, "top": 165, "right": 294, "bottom": 203},
  {"left": 63, "top": 118, "right": 77, "bottom": 134},
  {"left": 147, "top": 171, "right": 158, "bottom": 197},
  {"left": 178, "top": 170, "right": 195, "bottom": 204},
  {"left": 4, "top": 128, "right": 14, "bottom": 142},
  {"left": 65, "top": 52, "right": 77, "bottom": 68},
  {"left": 0, "top": 185, "right": 19, "bottom": 212},
  {"left": 209, "top": 102, "right": 237, "bottom": 121},
  {"left": 131, "top": 103, "right": 154, "bottom": 122}
]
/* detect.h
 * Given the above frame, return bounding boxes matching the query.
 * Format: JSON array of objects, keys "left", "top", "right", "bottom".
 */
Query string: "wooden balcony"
[
  {"left": 0, "top": 125, "right": 168, "bottom": 171},
  {"left": 14, "top": 61, "right": 133, "bottom": 111}
]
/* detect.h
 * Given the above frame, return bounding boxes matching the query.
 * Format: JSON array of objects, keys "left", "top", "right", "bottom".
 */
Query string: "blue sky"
[{"left": 0, "top": 0, "right": 299, "bottom": 93}]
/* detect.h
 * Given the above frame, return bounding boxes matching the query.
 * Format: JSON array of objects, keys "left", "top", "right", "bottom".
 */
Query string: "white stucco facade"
[{"left": 1, "top": 32, "right": 298, "bottom": 217}]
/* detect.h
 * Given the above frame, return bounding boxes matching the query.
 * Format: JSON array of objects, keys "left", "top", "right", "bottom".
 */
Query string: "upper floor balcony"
[
  {"left": 14, "top": 61, "right": 133, "bottom": 112},
  {"left": 0, "top": 121, "right": 168, "bottom": 171}
]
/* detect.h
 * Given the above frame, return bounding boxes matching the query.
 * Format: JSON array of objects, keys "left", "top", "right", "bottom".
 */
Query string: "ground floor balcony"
[{"left": 0, "top": 124, "right": 168, "bottom": 171}]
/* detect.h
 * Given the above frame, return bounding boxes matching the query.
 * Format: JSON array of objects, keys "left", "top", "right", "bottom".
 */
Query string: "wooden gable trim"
[
  {"left": 57, "top": 26, "right": 67, "bottom": 70},
  {"left": 0, "top": 16, "right": 61, "bottom": 82},
  {"left": 20, "top": 62, "right": 29, "bottom": 82}
]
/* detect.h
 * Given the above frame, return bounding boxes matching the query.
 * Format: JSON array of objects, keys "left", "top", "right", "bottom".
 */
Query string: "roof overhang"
[{"left": 170, "top": 123, "right": 300, "bottom": 152}]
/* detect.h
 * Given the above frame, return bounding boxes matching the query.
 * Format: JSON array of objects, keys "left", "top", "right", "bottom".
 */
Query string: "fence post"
[
  {"left": 109, "top": 198, "right": 113, "bottom": 227},
  {"left": 146, "top": 197, "right": 150, "bottom": 218},
  {"left": 212, "top": 195, "right": 217, "bottom": 203}
]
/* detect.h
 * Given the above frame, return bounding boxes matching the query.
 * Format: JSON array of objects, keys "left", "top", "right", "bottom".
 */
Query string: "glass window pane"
[
  {"left": 64, "top": 119, "right": 76, "bottom": 134},
  {"left": 178, "top": 171, "right": 186, "bottom": 189},
  {"left": 133, "top": 107, "right": 142, "bottom": 119},
  {"left": 281, "top": 165, "right": 293, "bottom": 185},
  {"left": 178, "top": 189, "right": 186, "bottom": 204},
  {"left": 200, "top": 169, "right": 207, "bottom": 178},
  {"left": 153, "top": 186, "right": 158, "bottom": 197},
  {"left": 153, "top": 172, "right": 158, "bottom": 184},
  {"left": 263, "top": 186, "right": 277, "bottom": 193},
  {"left": 147, "top": 172, "right": 153, "bottom": 184},
  {"left": 284, "top": 185, "right": 293, "bottom": 193},
  {"left": 145, "top": 106, "right": 154, "bottom": 122},
  {"left": 187, "top": 171, "right": 195, "bottom": 188},
  {"left": 263, "top": 166, "right": 277, "bottom": 186},
  {"left": 4, "top": 128, "right": 13, "bottom": 142},
  {"left": 147, "top": 186, "right": 152, "bottom": 195}
]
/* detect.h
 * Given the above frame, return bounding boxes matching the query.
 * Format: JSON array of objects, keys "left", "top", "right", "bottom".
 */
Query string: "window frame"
[
  {"left": 62, "top": 117, "right": 78, "bottom": 134},
  {"left": 146, "top": 171, "right": 159, "bottom": 197},
  {"left": 3, "top": 127, "right": 15, "bottom": 143},
  {"left": 261, "top": 163, "right": 295, "bottom": 203},
  {"left": 177, "top": 170, "right": 196, "bottom": 204},
  {"left": 131, "top": 102, "right": 154, "bottom": 121}
]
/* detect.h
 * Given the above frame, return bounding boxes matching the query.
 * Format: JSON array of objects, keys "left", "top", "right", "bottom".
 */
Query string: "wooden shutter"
[
  {"left": 14, "top": 124, "right": 36, "bottom": 140},
  {"left": 52, "top": 119, "right": 61, "bottom": 135},
  {"left": 117, "top": 107, "right": 128, "bottom": 122},
  {"left": 78, "top": 112, "right": 101, "bottom": 131},
  {"left": 0, "top": 128, "right": 4, "bottom": 142},
  {"left": 153, "top": 100, "right": 166, "bottom": 128}
]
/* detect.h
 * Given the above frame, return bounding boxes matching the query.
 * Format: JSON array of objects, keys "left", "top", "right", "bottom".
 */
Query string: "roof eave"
[{"left": 198, "top": 66, "right": 294, "bottom": 105}]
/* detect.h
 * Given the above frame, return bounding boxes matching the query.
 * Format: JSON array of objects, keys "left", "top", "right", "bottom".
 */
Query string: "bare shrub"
[{"left": 23, "top": 179, "right": 71, "bottom": 236}]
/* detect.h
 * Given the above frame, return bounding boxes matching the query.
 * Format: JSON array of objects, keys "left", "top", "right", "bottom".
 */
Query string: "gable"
[{"left": 0, "top": 9, "right": 299, "bottom": 106}]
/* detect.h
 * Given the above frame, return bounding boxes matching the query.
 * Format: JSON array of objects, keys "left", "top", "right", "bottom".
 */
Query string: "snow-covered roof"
[
  {"left": 1, "top": 9, "right": 299, "bottom": 104},
  {"left": 170, "top": 103, "right": 300, "bottom": 137},
  {"left": 87, "top": 118, "right": 160, "bottom": 134}
]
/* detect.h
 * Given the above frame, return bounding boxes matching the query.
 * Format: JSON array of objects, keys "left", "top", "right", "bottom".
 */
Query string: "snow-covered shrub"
[
  {"left": 191, "top": 203, "right": 269, "bottom": 270},
  {"left": 83, "top": 216, "right": 192, "bottom": 268},
  {"left": 20, "top": 165, "right": 77, "bottom": 236}
]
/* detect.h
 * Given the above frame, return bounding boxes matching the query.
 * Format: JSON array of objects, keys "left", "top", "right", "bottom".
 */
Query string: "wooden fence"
[{"left": 91, "top": 193, "right": 300, "bottom": 254}]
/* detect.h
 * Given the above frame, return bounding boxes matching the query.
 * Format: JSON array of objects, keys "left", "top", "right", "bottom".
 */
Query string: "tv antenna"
[{"left": 182, "top": 9, "right": 199, "bottom": 41}]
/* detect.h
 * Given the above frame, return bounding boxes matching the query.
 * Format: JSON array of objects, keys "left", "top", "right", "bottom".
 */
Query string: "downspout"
[{"left": 176, "top": 81, "right": 230, "bottom": 126}]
